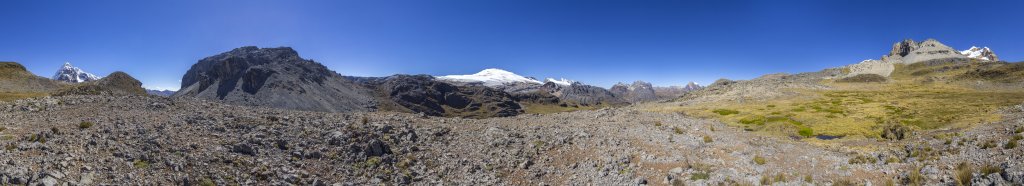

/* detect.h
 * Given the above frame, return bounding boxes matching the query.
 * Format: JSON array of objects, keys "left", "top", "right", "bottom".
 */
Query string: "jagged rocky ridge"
[{"left": 610, "top": 81, "right": 657, "bottom": 103}]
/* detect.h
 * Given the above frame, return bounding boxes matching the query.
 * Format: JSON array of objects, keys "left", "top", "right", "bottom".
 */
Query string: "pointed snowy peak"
[
  {"left": 437, "top": 68, "right": 543, "bottom": 87},
  {"left": 684, "top": 81, "right": 703, "bottom": 91},
  {"left": 52, "top": 62, "right": 101, "bottom": 83},
  {"left": 960, "top": 46, "right": 999, "bottom": 61},
  {"left": 545, "top": 78, "right": 576, "bottom": 86}
]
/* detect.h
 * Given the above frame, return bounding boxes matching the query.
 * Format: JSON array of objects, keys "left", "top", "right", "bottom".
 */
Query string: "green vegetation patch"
[{"left": 712, "top": 109, "right": 739, "bottom": 115}]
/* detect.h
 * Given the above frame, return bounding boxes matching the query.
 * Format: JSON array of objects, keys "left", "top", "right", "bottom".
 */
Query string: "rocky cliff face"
[
  {"left": 174, "top": 46, "right": 378, "bottom": 112},
  {"left": 353, "top": 75, "right": 523, "bottom": 118},
  {"left": 610, "top": 81, "right": 658, "bottom": 103},
  {"left": 881, "top": 39, "right": 966, "bottom": 64}
]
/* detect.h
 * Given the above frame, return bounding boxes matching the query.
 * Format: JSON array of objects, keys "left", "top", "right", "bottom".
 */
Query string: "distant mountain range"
[
  {"left": 166, "top": 47, "right": 703, "bottom": 117},
  {"left": 145, "top": 89, "right": 176, "bottom": 97}
]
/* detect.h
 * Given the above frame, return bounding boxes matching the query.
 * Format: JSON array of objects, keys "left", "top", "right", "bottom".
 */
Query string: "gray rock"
[{"left": 231, "top": 143, "right": 257, "bottom": 156}]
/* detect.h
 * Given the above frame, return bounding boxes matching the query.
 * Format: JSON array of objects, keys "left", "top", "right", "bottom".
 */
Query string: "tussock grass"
[
  {"left": 752, "top": 155, "right": 766, "bottom": 165},
  {"left": 79, "top": 121, "right": 94, "bottom": 129}
]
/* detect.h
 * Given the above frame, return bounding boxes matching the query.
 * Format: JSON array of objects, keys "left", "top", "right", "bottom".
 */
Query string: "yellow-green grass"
[
  {"left": 652, "top": 86, "right": 1024, "bottom": 139},
  {"left": 0, "top": 92, "right": 49, "bottom": 102}
]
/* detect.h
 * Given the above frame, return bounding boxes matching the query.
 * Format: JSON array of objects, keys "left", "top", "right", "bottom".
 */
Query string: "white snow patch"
[
  {"left": 437, "top": 68, "right": 542, "bottom": 87},
  {"left": 545, "top": 78, "right": 575, "bottom": 86},
  {"left": 960, "top": 46, "right": 991, "bottom": 60}
]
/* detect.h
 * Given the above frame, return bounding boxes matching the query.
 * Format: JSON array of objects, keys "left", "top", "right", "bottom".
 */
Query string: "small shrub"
[
  {"left": 980, "top": 140, "right": 997, "bottom": 149},
  {"left": 199, "top": 178, "right": 216, "bottom": 186},
  {"left": 690, "top": 171, "right": 710, "bottom": 180},
  {"left": 753, "top": 155, "right": 766, "bottom": 165},
  {"left": 1005, "top": 140, "right": 1017, "bottom": 149},
  {"left": 760, "top": 176, "right": 771, "bottom": 185},
  {"left": 955, "top": 162, "right": 972, "bottom": 186},
  {"left": 674, "top": 127, "right": 684, "bottom": 134},
  {"left": 848, "top": 154, "right": 877, "bottom": 164},
  {"left": 654, "top": 121, "right": 662, "bottom": 127},
  {"left": 712, "top": 109, "right": 739, "bottom": 115},
  {"left": 78, "top": 121, "right": 94, "bottom": 129},
  {"left": 739, "top": 116, "right": 766, "bottom": 125},
  {"left": 1012, "top": 134, "right": 1023, "bottom": 141},
  {"left": 0, "top": 126, "right": 6, "bottom": 132},
  {"left": 833, "top": 179, "right": 858, "bottom": 186},
  {"left": 360, "top": 116, "right": 369, "bottom": 125},
  {"left": 906, "top": 166, "right": 924, "bottom": 185},
  {"left": 881, "top": 124, "right": 908, "bottom": 141},
  {"left": 703, "top": 135, "right": 713, "bottom": 143},
  {"left": 366, "top": 156, "right": 382, "bottom": 167},
  {"left": 4, "top": 143, "right": 15, "bottom": 151},
  {"left": 885, "top": 157, "right": 901, "bottom": 164},
  {"left": 50, "top": 127, "right": 59, "bottom": 134},
  {"left": 980, "top": 163, "right": 1003, "bottom": 176},
  {"left": 798, "top": 127, "right": 814, "bottom": 138},
  {"left": 133, "top": 160, "right": 150, "bottom": 168},
  {"left": 671, "top": 179, "right": 685, "bottom": 186},
  {"left": 774, "top": 173, "right": 786, "bottom": 183},
  {"left": 1015, "top": 127, "right": 1023, "bottom": 133}
]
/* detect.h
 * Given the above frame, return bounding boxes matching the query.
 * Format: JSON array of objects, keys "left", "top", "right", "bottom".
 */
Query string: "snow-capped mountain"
[
  {"left": 960, "top": 46, "right": 999, "bottom": 61},
  {"left": 544, "top": 78, "right": 576, "bottom": 86},
  {"left": 52, "top": 62, "right": 101, "bottom": 83},
  {"left": 437, "top": 68, "right": 542, "bottom": 87},
  {"left": 684, "top": 81, "right": 702, "bottom": 91}
]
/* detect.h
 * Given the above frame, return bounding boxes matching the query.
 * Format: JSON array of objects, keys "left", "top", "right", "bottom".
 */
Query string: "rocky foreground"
[{"left": 1, "top": 95, "right": 1023, "bottom": 185}]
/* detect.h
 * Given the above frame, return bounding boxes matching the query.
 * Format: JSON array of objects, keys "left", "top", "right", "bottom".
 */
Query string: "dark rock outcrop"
[
  {"left": 354, "top": 75, "right": 523, "bottom": 118},
  {"left": 174, "top": 46, "right": 378, "bottom": 112}
]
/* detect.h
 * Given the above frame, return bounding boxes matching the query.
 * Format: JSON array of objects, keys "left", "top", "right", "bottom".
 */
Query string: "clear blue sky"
[{"left": 2, "top": 0, "right": 1022, "bottom": 91}]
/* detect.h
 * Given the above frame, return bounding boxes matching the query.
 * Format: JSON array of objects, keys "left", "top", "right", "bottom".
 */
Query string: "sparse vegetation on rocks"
[
  {"left": 753, "top": 155, "right": 766, "bottom": 165},
  {"left": 78, "top": 121, "right": 94, "bottom": 129}
]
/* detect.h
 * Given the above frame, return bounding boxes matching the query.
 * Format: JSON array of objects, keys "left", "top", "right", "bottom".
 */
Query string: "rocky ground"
[{"left": 1, "top": 95, "right": 1023, "bottom": 185}]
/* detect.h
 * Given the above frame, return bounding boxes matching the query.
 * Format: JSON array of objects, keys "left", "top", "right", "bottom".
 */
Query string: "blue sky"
[{"left": 1, "top": 0, "right": 1022, "bottom": 91}]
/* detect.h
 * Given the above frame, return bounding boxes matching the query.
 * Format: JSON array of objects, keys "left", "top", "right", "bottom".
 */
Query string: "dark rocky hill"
[
  {"left": 54, "top": 72, "right": 146, "bottom": 96},
  {"left": 353, "top": 75, "right": 523, "bottom": 118},
  {"left": 174, "top": 46, "right": 378, "bottom": 112}
]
